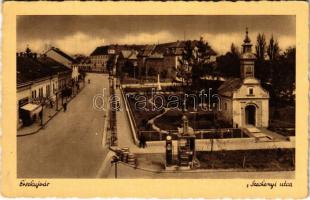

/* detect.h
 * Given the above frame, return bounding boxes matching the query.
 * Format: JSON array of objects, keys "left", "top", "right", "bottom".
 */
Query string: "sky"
[{"left": 17, "top": 15, "right": 295, "bottom": 56}]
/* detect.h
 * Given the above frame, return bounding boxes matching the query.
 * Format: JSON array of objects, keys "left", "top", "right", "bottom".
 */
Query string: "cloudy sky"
[{"left": 17, "top": 15, "right": 295, "bottom": 56}]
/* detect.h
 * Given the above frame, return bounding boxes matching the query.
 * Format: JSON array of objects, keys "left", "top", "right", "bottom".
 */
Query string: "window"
[
  {"left": 32, "top": 90, "right": 37, "bottom": 98},
  {"left": 46, "top": 85, "right": 50, "bottom": 97},
  {"left": 38, "top": 87, "right": 43, "bottom": 98},
  {"left": 248, "top": 87, "right": 254, "bottom": 95}
]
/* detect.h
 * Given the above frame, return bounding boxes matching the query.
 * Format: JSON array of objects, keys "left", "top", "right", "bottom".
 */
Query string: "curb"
[
  {"left": 117, "top": 160, "right": 295, "bottom": 174},
  {"left": 119, "top": 88, "right": 139, "bottom": 145},
  {"left": 17, "top": 85, "right": 85, "bottom": 137}
]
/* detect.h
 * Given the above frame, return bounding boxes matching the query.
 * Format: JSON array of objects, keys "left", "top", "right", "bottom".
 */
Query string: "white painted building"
[
  {"left": 218, "top": 28, "right": 269, "bottom": 128},
  {"left": 17, "top": 51, "right": 72, "bottom": 127}
]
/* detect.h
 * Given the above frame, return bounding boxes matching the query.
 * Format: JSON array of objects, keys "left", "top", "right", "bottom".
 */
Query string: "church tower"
[{"left": 240, "top": 28, "right": 256, "bottom": 79}]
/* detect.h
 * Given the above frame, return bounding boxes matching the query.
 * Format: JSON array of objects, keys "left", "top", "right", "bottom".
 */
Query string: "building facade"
[
  {"left": 90, "top": 46, "right": 116, "bottom": 72},
  {"left": 218, "top": 29, "right": 269, "bottom": 128},
  {"left": 17, "top": 49, "right": 72, "bottom": 127}
]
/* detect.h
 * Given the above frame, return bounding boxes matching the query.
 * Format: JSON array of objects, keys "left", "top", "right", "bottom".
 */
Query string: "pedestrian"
[
  {"left": 63, "top": 102, "right": 67, "bottom": 112},
  {"left": 50, "top": 100, "right": 53, "bottom": 108}
]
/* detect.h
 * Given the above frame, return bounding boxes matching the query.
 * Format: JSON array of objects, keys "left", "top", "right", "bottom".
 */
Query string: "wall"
[
  {"left": 232, "top": 77, "right": 269, "bottom": 128},
  {"left": 145, "top": 137, "right": 294, "bottom": 153},
  {"left": 163, "top": 55, "right": 180, "bottom": 77},
  {"left": 30, "top": 78, "right": 51, "bottom": 99},
  {"left": 261, "top": 99, "right": 269, "bottom": 127},
  {"left": 90, "top": 55, "right": 109, "bottom": 72},
  {"left": 233, "top": 99, "right": 270, "bottom": 128},
  {"left": 218, "top": 97, "right": 233, "bottom": 125},
  {"left": 232, "top": 100, "right": 242, "bottom": 128},
  {"left": 145, "top": 58, "right": 164, "bottom": 75},
  {"left": 17, "top": 86, "right": 31, "bottom": 102},
  {"left": 72, "top": 66, "right": 79, "bottom": 81},
  {"left": 50, "top": 76, "right": 58, "bottom": 100}
]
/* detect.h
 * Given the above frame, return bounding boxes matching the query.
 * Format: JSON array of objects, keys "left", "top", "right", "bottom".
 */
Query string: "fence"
[{"left": 139, "top": 128, "right": 247, "bottom": 141}]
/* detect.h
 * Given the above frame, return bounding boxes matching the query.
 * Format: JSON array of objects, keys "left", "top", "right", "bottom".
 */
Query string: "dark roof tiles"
[{"left": 17, "top": 55, "right": 71, "bottom": 87}]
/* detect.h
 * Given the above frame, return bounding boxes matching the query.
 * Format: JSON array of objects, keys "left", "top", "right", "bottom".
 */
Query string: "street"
[{"left": 17, "top": 73, "right": 110, "bottom": 178}]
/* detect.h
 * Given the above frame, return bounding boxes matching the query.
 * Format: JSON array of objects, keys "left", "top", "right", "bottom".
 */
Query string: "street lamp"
[{"left": 40, "top": 99, "right": 46, "bottom": 126}]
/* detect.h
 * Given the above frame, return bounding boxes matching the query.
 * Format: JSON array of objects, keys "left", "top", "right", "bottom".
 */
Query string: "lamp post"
[
  {"left": 55, "top": 90, "right": 58, "bottom": 111},
  {"left": 40, "top": 99, "right": 45, "bottom": 126}
]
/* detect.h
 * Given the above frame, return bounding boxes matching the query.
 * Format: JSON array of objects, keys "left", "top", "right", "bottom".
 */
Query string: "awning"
[{"left": 20, "top": 103, "right": 42, "bottom": 112}]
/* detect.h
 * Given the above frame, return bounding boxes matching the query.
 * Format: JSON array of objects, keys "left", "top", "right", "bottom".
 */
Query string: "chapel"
[{"left": 218, "top": 28, "right": 269, "bottom": 128}]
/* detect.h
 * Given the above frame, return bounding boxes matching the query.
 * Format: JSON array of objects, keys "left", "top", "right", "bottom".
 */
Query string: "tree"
[
  {"left": 177, "top": 37, "right": 216, "bottom": 90},
  {"left": 123, "top": 60, "right": 134, "bottom": 76},
  {"left": 107, "top": 55, "right": 116, "bottom": 74},
  {"left": 255, "top": 33, "right": 268, "bottom": 82},
  {"left": 216, "top": 43, "right": 240, "bottom": 77},
  {"left": 255, "top": 33, "right": 267, "bottom": 61},
  {"left": 177, "top": 40, "right": 194, "bottom": 88},
  {"left": 267, "top": 35, "right": 280, "bottom": 61},
  {"left": 267, "top": 35, "right": 280, "bottom": 84},
  {"left": 272, "top": 47, "right": 295, "bottom": 105}
]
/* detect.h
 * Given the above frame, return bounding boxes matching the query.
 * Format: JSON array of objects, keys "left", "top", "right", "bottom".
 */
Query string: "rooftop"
[
  {"left": 46, "top": 47, "right": 76, "bottom": 63},
  {"left": 17, "top": 53, "right": 71, "bottom": 87}
]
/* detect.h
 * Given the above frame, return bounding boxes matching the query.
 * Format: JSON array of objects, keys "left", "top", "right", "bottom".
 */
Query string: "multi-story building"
[
  {"left": 90, "top": 46, "right": 116, "bottom": 72},
  {"left": 17, "top": 49, "right": 72, "bottom": 127},
  {"left": 137, "top": 41, "right": 217, "bottom": 79},
  {"left": 73, "top": 55, "right": 92, "bottom": 73},
  {"left": 90, "top": 45, "right": 145, "bottom": 73}
]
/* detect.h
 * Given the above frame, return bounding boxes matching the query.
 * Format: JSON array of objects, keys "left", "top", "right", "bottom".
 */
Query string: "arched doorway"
[{"left": 245, "top": 105, "right": 256, "bottom": 126}]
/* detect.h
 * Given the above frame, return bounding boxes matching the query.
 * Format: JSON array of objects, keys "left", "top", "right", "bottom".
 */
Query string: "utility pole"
[{"left": 40, "top": 102, "right": 44, "bottom": 126}]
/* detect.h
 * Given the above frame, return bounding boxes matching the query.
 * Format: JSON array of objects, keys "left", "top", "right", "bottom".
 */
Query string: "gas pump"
[
  {"left": 178, "top": 135, "right": 196, "bottom": 168},
  {"left": 165, "top": 135, "right": 173, "bottom": 166}
]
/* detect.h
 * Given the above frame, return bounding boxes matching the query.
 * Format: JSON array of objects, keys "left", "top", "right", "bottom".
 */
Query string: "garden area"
[
  {"left": 268, "top": 105, "right": 295, "bottom": 137},
  {"left": 135, "top": 148, "right": 295, "bottom": 171},
  {"left": 196, "top": 148, "right": 295, "bottom": 171},
  {"left": 123, "top": 85, "right": 251, "bottom": 142},
  {"left": 124, "top": 84, "right": 232, "bottom": 133}
]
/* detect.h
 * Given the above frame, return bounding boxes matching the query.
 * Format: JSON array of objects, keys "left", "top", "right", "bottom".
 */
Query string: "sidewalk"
[{"left": 17, "top": 81, "right": 85, "bottom": 136}]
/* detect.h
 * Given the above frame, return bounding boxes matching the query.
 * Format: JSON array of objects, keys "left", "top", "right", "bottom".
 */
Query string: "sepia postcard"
[{"left": 1, "top": 1, "right": 308, "bottom": 198}]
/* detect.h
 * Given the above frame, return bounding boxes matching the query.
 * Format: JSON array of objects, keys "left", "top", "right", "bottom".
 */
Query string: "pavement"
[
  {"left": 114, "top": 88, "right": 168, "bottom": 154},
  {"left": 17, "top": 73, "right": 110, "bottom": 178},
  {"left": 17, "top": 81, "right": 85, "bottom": 136},
  {"left": 17, "top": 106, "right": 58, "bottom": 136}
]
